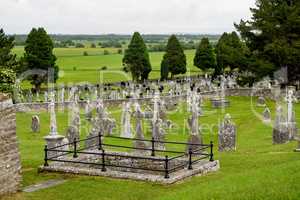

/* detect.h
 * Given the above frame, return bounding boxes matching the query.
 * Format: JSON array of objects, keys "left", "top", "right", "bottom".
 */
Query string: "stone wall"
[
  {"left": 14, "top": 88, "right": 281, "bottom": 112},
  {"left": 0, "top": 94, "right": 22, "bottom": 196}
]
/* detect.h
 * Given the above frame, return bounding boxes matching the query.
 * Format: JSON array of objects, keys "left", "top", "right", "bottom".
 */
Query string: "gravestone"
[
  {"left": 218, "top": 114, "right": 236, "bottom": 151},
  {"left": 31, "top": 115, "right": 40, "bottom": 133},
  {"left": 66, "top": 101, "right": 80, "bottom": 145},
  {"left": 272, "top": 106, "right": 289, "bottom": 144},
  {"left": 44, "top": 92, "right": 65, "bottom": 158},
  {"left": 152, "top": 119, "right": 165, "bottom": 150},
  {"left": 257, "top": 96, "right": 266, "bottom": 107},
  {"left": 262, "top": 107, "right": 271, "bottom": 123},
  {"left": 85, "top": 99, "right": 93, "bottom": 121},
  {"left": 186, "top": 92, "right": 202, "bottom": 152},
  {"left": 120, "top": 102, "right": 132, "bottom": 138},
  {"left": 133, "top": 103, "right": 149, "bottom": 154}
]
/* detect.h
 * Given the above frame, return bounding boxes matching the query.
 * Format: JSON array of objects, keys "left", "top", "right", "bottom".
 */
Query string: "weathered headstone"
[
  {"left": 257, "top": 96, "right": 266, "bottom": 107},
  {"left": 66, "top": 101, "right": 80, "bottom": 144},
  {"left": 272, "top": 106, "right": 289, "bottom": 144},
  {"left": 31, "top": 115, "right": 40, "bottom": 133},
  {"left": 121, "top": 102, "right": 132, "bottom": 138},
  {"left": 262, "top": 107, "right": 271, "bottom": 123},
  {"left": 218, "top": 114, "right": 236, "bottom": 151},
  {"left": 133, "top": 103, "right": 148, "bottom": 154}
]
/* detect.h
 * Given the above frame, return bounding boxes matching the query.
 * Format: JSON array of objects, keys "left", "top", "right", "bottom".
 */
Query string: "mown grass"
[
  {"left": 13, "top": 47, "right": 201, "bottom": 85},
  {"left": 3, "top": 96, "right": 300, "bottom": 200}
]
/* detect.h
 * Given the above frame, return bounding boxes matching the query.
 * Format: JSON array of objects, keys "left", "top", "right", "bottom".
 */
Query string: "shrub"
[{"left": 83, "top": 51, "right": 88, "bottom": 56}]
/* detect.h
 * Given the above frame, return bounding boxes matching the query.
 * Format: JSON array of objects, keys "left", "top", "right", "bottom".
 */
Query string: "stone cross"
[{"left": 49, "top": 92, "right": 58, "bottom": 136}]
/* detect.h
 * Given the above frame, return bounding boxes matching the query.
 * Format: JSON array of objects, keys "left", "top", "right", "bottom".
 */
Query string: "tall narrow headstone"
[
  {"left": 273, "top": 105, "right": 289, "bottom": 144},
  {"left": 218, "top": 114, "right": 236, "bottom": 151}
]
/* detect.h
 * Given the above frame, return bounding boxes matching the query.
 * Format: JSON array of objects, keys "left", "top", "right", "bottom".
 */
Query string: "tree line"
[{"left": 1, "top": 0, "right": 300, "bottom": 92}]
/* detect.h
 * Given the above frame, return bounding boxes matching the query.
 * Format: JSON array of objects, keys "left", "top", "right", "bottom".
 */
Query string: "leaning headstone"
[
  {"left": 31, "top": 115, "right": 40, "bottom": 133},
  {"left": 218, "top": 114, "right": 236, "bottom": 151},
  {"left": 272, "top": 106, "right": 289, "bottom": 144},
  {"left": 262, "top": 107, "right": 271, "bottom": 123}
]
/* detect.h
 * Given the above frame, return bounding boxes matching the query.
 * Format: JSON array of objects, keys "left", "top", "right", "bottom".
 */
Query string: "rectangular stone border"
[{"left": 39, "top": 160, "right": 219, "bottom": 184}]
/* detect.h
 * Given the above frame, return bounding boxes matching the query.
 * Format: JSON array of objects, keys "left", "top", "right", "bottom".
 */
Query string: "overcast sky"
[{"left": 1, "top": 0, "right": 256, "bottom": 34}]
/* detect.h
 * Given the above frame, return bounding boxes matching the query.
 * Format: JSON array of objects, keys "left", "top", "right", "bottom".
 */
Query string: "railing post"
[
  {"left": 151, "top": 137, "right": 155, "bottom": 157},
  {"left": 164, "top": 155, "right": 169, "bottom": 179},
  {"left": 98, "top": 132, "right": 102, "bottom": 150},
  {"left": 101, "top": 149, "right": 107, "bottom": 172},
  {"left": 209, "top": 141, "right": 214, "bottom": 162},
  {"left": 73, "top": 138, "right": 78, "bottom": 158},
  {"left": 188, "top": 147, "right": 193, "bottom": 170},
  {"left": 44, "top": 145, "right": 49, "bottom": 167}
]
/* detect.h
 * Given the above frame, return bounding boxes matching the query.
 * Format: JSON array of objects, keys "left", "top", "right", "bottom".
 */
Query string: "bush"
[
  {"left": 101, "top": 66, "right": 108, "bottom": 70},
  {"left": 83, "top": 51, "right": 88, "bottom": 56},
  {"left": 75, "top": 43, "right": 85, "bottom": 48},
  {"left": 0, "top": 68, "right": 16, "bottom": 93},
  {"left": 103, "top": 50, "right": 110, "bottom": 55},
  {"left": 90, "top": 43, "right": 96, "bottom": 48},
  {"left": 73, "top": 66, "right": 77, "bottom": 71},
  {"left": 117, "top": 49, "right": 123, "bottom": 54}
]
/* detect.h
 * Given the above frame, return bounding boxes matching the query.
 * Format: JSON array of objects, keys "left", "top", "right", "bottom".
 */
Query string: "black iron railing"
[{"left": 44, "top": 133, "right": 214, "bottom": 179}]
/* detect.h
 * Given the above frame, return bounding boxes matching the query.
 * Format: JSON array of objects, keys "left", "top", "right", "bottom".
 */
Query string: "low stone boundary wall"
[{"left": 14, "top": 88, "right": 280, "bottom": 112}]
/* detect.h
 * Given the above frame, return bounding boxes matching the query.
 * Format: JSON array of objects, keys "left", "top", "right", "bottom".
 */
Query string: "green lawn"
[
  {"left": 13, "top": 47, "right": 201, "bottom": 85},
  {"left": 4, "top": 96, "right": 300, "bottom": 200}
]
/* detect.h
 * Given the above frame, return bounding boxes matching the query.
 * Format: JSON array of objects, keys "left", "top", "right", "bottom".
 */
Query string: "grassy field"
[
  {"left": 3, "top": 96, "right": 300, "bottom": 200},
  {"left": 13, "top": 47, "right": 201, "bottom": 85}
]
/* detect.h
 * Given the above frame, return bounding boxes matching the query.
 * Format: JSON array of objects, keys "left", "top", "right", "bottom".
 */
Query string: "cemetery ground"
[
  {"left": 13, "top": 47, "right": 200, "bottom": 85},
  {"left": 4, "top": 96, "right": 300, "bottom": 200}
]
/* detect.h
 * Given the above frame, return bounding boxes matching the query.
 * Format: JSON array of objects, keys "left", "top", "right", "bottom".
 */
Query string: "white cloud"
[{"left": 0, "top": 0, "right": 256, "bottom": 34}]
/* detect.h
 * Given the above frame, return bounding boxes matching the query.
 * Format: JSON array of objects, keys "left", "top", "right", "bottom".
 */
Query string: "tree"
[
  {"left": 123, "top": 32, "right": 151, "bottom": 82},
  {"left": 0, "top": 29, "right": 18, "bottom": 93},
  {"left": 160, "top": 59, "right": 168, "bottom": 81},
  {"left": 194, "top": 38, "right": 216, "bottom": 73},
  {"left": 90, "top": 43, "right": 96, "bottom": 48},
  {"left": 235, "top": 0, "right": 300, "bottom": 84},
  {"left": 161, "top": 35, "right": 186, "bottom": 79},
  {"left": 22, "top": 27, "right": 59, "bottom": 91},
  {"left": 215, "top": 32, "right": 248, "bottom": 76}
]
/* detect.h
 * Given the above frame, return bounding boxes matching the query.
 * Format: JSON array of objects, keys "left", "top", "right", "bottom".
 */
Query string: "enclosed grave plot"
[{"left": 40, "top": 134, "right": 219, "bottom": 184}]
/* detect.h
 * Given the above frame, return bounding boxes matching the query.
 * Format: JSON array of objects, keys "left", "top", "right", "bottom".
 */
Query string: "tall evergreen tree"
[
  {"left": 235, "top": 0, "right": 300, "bottom": 83},
  {"left": 215, "top": 32, "right": 248, "bottom": 75},
  {"left": 0, "top": 29, "right": 17, "bottom": 93},
  {"left": 123, "top": 32, "right": 151, "bottom": 82},
  {"left": 194, "top": 38, "right": 216, "bottom": 72},
  {"left": 22, "top": 27, "right": 59, "bottom": 91},
  {"left": 0, "top": 29, "right": 17, "bottom": 69},
  {"left": 161, "top": 35, "right": 186, "bottom": 79}
]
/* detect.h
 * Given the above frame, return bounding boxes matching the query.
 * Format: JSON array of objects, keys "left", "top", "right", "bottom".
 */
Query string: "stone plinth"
[
  {"left": 44, "top": 135, "right": 65, "bottom": 158},
  {"left": 211, "top": 98, "right": 230, "bottom": 108}
]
